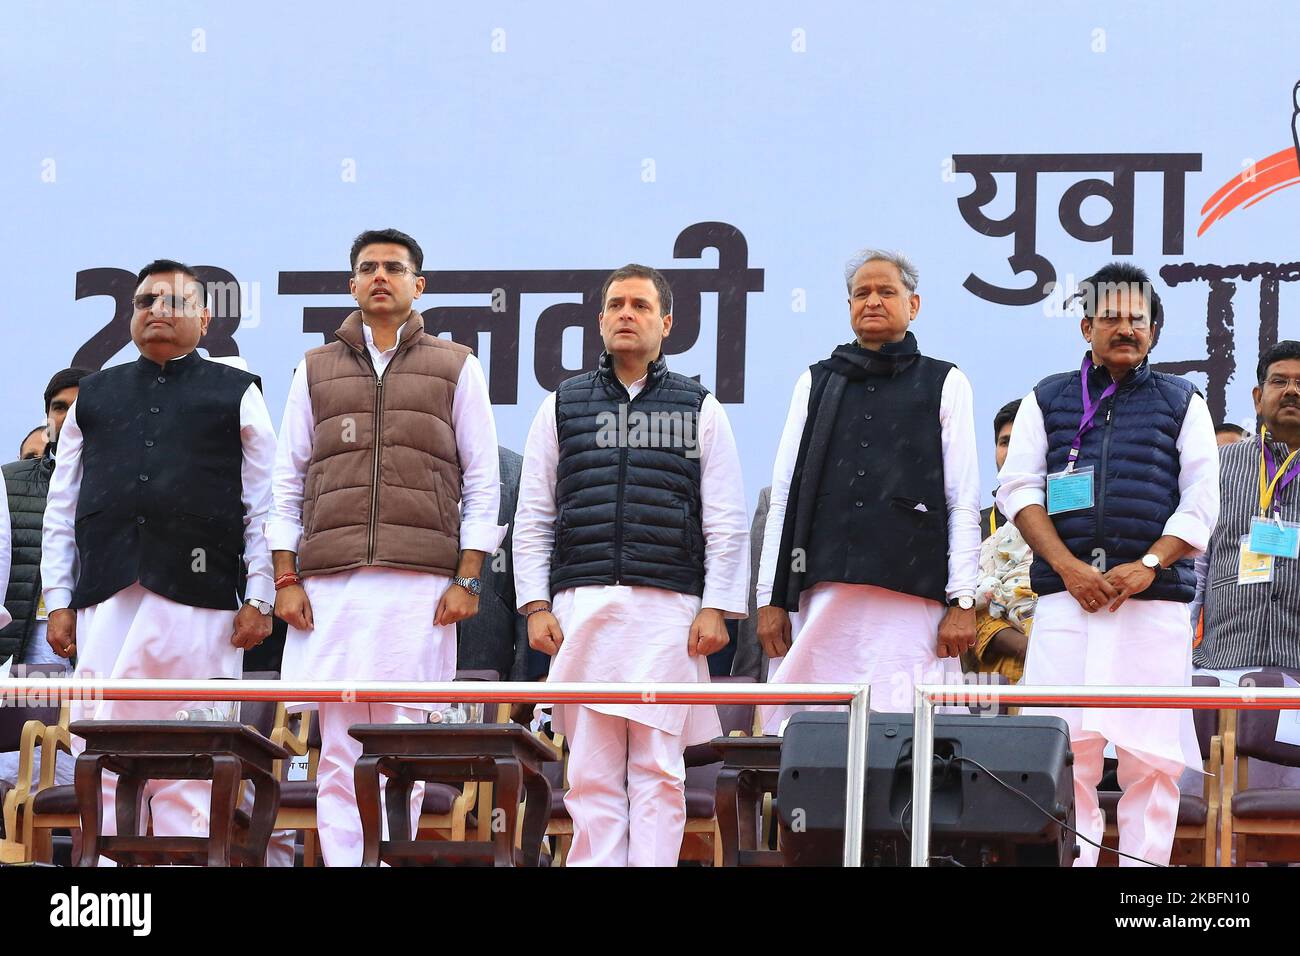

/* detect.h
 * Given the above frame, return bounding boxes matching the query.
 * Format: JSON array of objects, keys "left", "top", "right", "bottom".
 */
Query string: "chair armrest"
[
  {"left": 12, "top": 719, "right": 52, "bottom": 806},
  {"left": 270, "top": 709, "right": 311, "bottom": 757},
  {"left": 270, "top": 727, "right": 310, "bottom": 757}
]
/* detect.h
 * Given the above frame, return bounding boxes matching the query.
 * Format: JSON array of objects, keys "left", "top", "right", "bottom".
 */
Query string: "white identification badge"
[
  {"left": 1248, "top": 515, "right": 1300, "bottom": 559},
  {"left": 35, "top": 592, "right": 48, "bottom": 622},
  {"left": 1046, "top": 466, "right": 1094, "bottom": 515},
  {"left": 1238, "top": 535, "right": 1275, "bottom": 585}
]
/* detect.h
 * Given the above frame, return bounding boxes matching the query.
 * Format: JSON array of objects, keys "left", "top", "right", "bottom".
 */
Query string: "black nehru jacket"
[
  {"left": 800, "top": 355, "right": 952, "bottom": 602},
  {"left": 772, "top": 336, "right": 953, "bottom": 610},
  {"left": 70, "top": 352, "right": 256, "bottom": 611}
]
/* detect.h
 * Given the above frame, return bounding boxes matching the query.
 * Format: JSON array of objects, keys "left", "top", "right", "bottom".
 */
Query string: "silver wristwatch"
[
  {"left": 452, "top": 576, "right": 482, "bottom": 596},
  {"left": 244, "top": 598, "right": 272, "bottom": 615}
]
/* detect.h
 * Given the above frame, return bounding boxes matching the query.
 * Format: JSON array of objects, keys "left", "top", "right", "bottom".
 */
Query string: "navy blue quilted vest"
[
  {"left": 1031, "top": 356, "right": 1196, "bottom": 603},
  {"left": 550, "top": 352, "right": 707, "bottom": 597}
]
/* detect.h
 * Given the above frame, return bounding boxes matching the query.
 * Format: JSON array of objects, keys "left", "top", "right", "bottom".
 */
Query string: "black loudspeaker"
[{"left": 777, "top": 712, "right": 1076, "bottom": 866}]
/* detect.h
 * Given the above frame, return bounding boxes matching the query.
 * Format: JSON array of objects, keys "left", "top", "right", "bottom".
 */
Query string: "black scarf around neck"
[{"left": 769, "top": 333, "right": 921, "bottom": 610}]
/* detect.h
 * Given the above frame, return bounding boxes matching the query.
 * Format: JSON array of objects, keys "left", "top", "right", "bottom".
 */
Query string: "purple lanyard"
[
  {"left": 1262, "top": 437, "right": 1300, "bottom": 514},
  {"left": 1066, "top": 356, "right": 1118, "bottom": 471}
]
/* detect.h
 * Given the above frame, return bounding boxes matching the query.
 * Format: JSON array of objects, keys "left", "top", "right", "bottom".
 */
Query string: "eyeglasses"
[
  {"left": 1093, "top": 314, "right": 1151, "bottom": 330},
  {"left": 133, "top": 293, "right": 197, "bottom": 313},
  {"left": 1265, "top": 376, "right": 1300, "bottom": 392},
  {"left": 355, "top": 260, "right": 419, "bottom": 277}
]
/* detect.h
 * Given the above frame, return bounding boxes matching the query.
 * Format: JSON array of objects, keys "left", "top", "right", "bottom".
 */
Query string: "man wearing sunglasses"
[
  {"left": 268, "top": 228, "right": 504, "bottom": 866},
  {"left": 41, "top": 260, "right": 278, "bottom": 861},
  {"left": 997, "top": 262, "right": 1220, "bottom": 867}
]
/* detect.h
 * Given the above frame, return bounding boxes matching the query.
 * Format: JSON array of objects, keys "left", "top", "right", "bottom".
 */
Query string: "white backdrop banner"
[{"left": 3, "top": 1, "right": 1299, "bottom": 507}]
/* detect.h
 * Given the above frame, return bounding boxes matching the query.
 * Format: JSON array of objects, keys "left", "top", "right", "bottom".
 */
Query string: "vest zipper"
[
  {"left": 612, "top": 378, "right": 636, "bottom": 585},
  {"left": 1095, "top": 402, "right": 1113, "bottom": 557},
  {"left": 368, "top": 370, "right": 384, "bottom": 565}
]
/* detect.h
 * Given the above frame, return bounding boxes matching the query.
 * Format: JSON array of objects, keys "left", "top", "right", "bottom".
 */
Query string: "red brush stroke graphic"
[{"left": 1199, "top": 146, "right": 1300, "bottom": 236}]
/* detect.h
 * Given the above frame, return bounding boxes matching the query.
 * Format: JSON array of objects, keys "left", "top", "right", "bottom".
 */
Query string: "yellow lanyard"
[
  {"left": 1258, "top": 426, "right": 1300, "bottom": 516},
  {"left": 989, "top": 508, "right": 997, "bottom": 535}
]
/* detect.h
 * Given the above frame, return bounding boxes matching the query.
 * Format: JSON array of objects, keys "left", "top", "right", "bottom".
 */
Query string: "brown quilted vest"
[{"left": 298, "top": 310, "right": 469, "bottom": 578}]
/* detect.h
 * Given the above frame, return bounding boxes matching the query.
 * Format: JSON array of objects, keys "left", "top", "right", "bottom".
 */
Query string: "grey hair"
[{"left": 843, "top": 248, "right": 919, "bottom": 294}]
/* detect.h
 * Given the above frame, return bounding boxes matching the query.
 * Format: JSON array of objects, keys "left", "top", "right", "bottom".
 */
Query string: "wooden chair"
[
  {"left": 7, "top": 704, "right": 75, "bottom": 863},
  {"left": 536, "top": 724, "right": 572, "bottom": 865},
  {"left": 272, "top": 670, "right": 503, "bottom": 864},
  {"left": 2, "top": 664, "right": 68, "bottom": 862},
  {"left": 270, "top": 706, "right": 321, "bottom": 865},
  {"left": 1220, "top": 669, "right": 1300, "bottom": 865}
]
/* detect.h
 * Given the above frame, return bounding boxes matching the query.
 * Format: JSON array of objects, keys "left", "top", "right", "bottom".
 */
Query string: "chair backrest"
[
  {"left": 455, "top": 669, "right": 500, "bottom": 683},
  {"left": 683, "top": 675, "right": 756, "bottom": 768},
  {"left": 0, "top": 663, "right": 69, "bottom": 750},
  {"left": 1190, "top": 674, "right": 1220, "bottom": 762},
  {"left": 0, "top": 699, "right": 30, "bottom": 752},
  {"left": 9, "top": 663, "right": 70, "bottom": 679},
  {"left": 237, "top": 670, "right": 280, "bottom": 738},
  {"left": 1235, "top": 670, "right": 1300, "bottom": 767},
  {"left": 713, "top": 675, "right": 757, "bottom": 736},
  {"left": 967, "top": 672, "right": 1012, "bottom": 717}
]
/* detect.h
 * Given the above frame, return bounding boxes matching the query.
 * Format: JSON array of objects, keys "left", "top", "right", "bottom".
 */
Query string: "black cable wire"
[
  {"left": 899, "top": 797, "right": 965, "bottom": 866},
  {"left": 951, "top": 754, "right": 1163, "bottom": 868}
]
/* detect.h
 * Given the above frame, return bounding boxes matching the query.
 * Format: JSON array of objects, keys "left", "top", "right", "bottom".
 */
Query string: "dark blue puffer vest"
[
  {"left": 549, "top": 352, "right": 707, "bottom": 597},
  {"left": 1031, "top": 355, "right": 1196, "bottom": 603}
]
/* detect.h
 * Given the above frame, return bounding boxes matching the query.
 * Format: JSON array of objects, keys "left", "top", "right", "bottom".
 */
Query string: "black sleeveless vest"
[
  {"left": 801, "top": 350, "right": 953, "bottom": 603},
  {"left": 550, "top": 353, "right": 708, "bottom": 597},
  {"left": 71, "top": 352, "right": 255, "bottom": 610}
]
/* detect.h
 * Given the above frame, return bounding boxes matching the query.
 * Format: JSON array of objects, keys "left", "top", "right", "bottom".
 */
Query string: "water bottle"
[
  {"left": 429, "top": 704, "right": 469, "bottom": 724},
  {"left": 176, "top": 701, "right": 240, "bottom": 722}
]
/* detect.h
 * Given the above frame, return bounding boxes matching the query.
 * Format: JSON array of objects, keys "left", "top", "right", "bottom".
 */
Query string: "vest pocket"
[
  {"left": 554, "top": 503, "right": 575, "bottom": 559},
  {"left": 890, "top": 496, "right": 940, "bottom": 525},
  {"left": 74, "top": 507, "right": 104, "bottom": 526},
  {"left": 302, "top": 473, "right": 322, "bottom": 538},
  {"left": 1207, "top": 570, "right": 1238, "bottom": 592},
  {"left": 682, "top": 500, "right": 701, "bottom": 556},
  {"left": 432, "top": 471, "right": 455, "bottom": 531}
]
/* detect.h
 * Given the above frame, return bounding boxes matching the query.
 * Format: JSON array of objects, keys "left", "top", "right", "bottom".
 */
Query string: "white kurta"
[
  {"left": 267, "top": 322, "right": 506, "bottom": 708},
  {"left": 548, "top": 586, "right": 719, "bottom": 745},
  {"left": 512, "top": 375, "right": 750, "bottom": 745},
  {"left": 755, "top": 362, "right": 982, "bottom": 729},
  {"left": 761, "top": 583, "right": 957, "bottom": 731},
  {"left": 996, "top": 385, "right": 1220, "bottom": 770}
]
